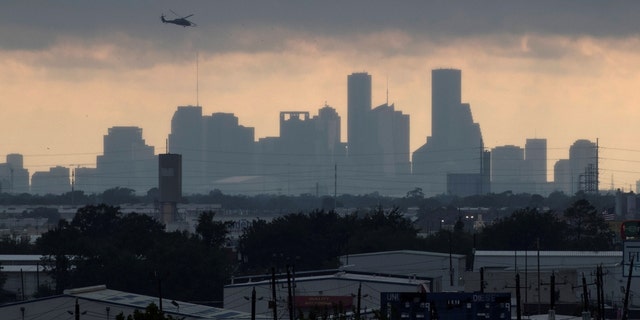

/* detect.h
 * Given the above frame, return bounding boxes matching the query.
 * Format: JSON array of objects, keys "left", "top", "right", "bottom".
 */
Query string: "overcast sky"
[{"left": 3, "top": 1, "right": 640, "bottom": 190}]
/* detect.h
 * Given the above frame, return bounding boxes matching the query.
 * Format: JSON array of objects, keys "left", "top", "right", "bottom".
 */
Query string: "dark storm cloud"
[{"left": 3, "top": 1, "right": 640, "bottom": 56}]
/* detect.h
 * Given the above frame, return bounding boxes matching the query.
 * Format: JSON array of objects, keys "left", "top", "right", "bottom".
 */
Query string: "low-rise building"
[
  {"left": 0, "top": 285, "right": 250, "bottom": 320},
  {"left": 225, "top": 269, "right": 431, "bottom": 319}
]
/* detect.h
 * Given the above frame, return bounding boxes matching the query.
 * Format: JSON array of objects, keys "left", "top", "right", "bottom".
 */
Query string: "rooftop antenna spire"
[
  {"left": 196, "top": 51, "right": 199, "bottom": 107},
  {"left": 386, "top": 75, "right": 389, "bottom": 105},
  {"left": 610, "top": 174, "right": 614, "bottom": 191}
]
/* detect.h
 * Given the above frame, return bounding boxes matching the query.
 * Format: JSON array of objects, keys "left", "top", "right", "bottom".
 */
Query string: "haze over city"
[{"left": 3, "top": 1, "right": 640, "bottom": 191}]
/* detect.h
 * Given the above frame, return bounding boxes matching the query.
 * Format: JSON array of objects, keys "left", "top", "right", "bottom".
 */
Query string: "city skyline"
[{"left": 3, "top": 2, "right": 640, "bottom": 190}]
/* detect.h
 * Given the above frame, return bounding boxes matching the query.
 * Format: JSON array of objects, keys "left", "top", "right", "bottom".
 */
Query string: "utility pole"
[
  {"left": 356, "top": 283, "right": 362, "bottom": 320},
  {"left": 157, "top": 277, "right": 163, "bottom": 313},
  {"left": 75, "top": 298, "right": 80, "bottom": 320},
  {"left": 287, "top": 265, "right": 294, "bottom": 320},
  {"left": 536, "top": 237, "right": 541, "bottom": 315},
  {"left": 271, "top": 267, "right": 277, "bottom": 320},
  {"left": 334, "top": 163, "right": 337, "bottom": 211},
  {"left": 67, "top": 298, "right": 86, "bottom": 320},
  {"left": 516, "top": 273, "right": 522, "bottom": 320},
  {"left": 251, "top": 287, "right": 257, "bottom": 320},
  {"left": 448, "top": 232, "right": 453, "bottom": 287},
  {"left": 550, "top": 273, "right": 556, "bottom": 311},
  {"left": 581, "top": 273, "right": 591, "bottom": 319},
  {"left": 244, "top": 286, "right": 263, "bottom": 320},
  {"left": 622, "top": 254, "right": 634, "bottom": 320}
]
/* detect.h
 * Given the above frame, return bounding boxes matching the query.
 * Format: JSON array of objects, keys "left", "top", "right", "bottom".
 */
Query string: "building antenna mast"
[
  {"left": 596, "top": 138, "right": 599, "bottom": 192},
  {"left": 196, "top": 51, "right": 199, "bottom": 107},
  {"left": 386, "top": 75, "right": 389, "bottom": 105}
]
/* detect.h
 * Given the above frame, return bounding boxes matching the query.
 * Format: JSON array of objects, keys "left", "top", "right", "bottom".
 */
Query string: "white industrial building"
[
  {"left": 467, "top": 250, "right": 638, "bottom": 316},
  {"left": 224, "top": 269, "right": 431, "bottom": 319},
  {"left": 339, "top": 250, "right": 466, "bottom": 292},
  {"left": 0, "top": 285, "right": 249, "bottom": 320}
]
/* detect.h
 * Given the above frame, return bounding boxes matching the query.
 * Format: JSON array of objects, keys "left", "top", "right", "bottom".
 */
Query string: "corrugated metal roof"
[
  {"left": 342, "top": 250, "right": 466, "bottom": 259},
  {"left": 226, "top": 270, "right": 430, "bottom": 289},
  {"left": 1, "top": 265, "right": 41, "bottom": 272},
  {"left": 65, "top": 285, "right": 250, "bottom": 319},
  {"left": 0, "top": 254, "right": 43, "bottom": 261},
  {"left": 474, "top": 250, "right": 622, "bottom": 257}
]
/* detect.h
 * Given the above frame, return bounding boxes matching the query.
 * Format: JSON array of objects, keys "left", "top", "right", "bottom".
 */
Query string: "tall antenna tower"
[
  {"left": 196, "top": 51, "right": 199, "bottom": 107},
  {"left": 386, "top": 75, "right": 389, "bottom": 105},
  {"left": 578, "top": 139, "right": 599, "bottom": 193}
]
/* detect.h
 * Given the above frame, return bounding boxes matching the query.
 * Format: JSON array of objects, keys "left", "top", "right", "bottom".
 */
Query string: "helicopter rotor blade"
[
  {"left": 184, "top": 14, "right": 194, "bottom": 19},
  {"left": 169, "top": 9, "right": 180, "bottom": 17}
]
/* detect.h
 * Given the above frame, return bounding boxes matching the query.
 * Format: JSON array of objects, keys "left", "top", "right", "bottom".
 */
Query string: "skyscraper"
[
  {"left": 412, "top": 69, "right": 484, "bottom": 196},
  {"left": 346, "top": 72, "right": 411, "bottom": 195},
  {"left": 525, "top": 138, "right": 547, "bottom": 184},
  {"left": 31, "top": 166, "right": 70, "bottom": 195},
  {"left": 203, "top": 112, "right": 255, "bottom": 185},
  {"left": 370, "top": 103, "right": 411, "bottom": 176},
  {"left": 168, "top": 105, "right": 203, "bottom": 194},
  {"left": 96, "top": 126, "right": 156, "bottom": 193},
  {"left": 569, "top": 139, "right": 598, "bottom": 193},
  {"left": 347, "top": 72, "right": 373, "bottom": 161},
  {"left": 491, "top": 145, "right": 524, "bottom": 193},
  {"left": 554, "top": 159, "right": 571, "bottom": 194},
  {"left": 552, "top": 139, "right": 598, "bottom": 195},
  {"left": 431, "top": 69, "right": 461, "bottom": 141},
  {"left": 314, "top": 105, "right": 343, "bottom": 160},
  {"left": 0, "top": 154, "right": 29, "bottom": 194}
]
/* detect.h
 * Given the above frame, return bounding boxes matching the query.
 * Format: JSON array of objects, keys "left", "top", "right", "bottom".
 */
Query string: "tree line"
[{"left": 0, "top": 195, "right": 616, "bottom": 305}]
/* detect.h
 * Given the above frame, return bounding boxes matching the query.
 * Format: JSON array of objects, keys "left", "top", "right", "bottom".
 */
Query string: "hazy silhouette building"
[
  {"left": 346, "top": 72, "right": 379, "bottom": 193},
  {"left": 412, "top": 69, "right": 484, "bottom": 196},
  {"left": 279, "top": 111, "right": 315, "bottom": 162},
  {"left": 253, "top": 105, "right": 345, "bottom": 196},
  {"left": 31, "top": 166, "right": 69, "bottom": 195},
  {"left": 74, "top": 167, "right": 99, "bottom": 194},
  {"left": 523, "top": 138, "right": 548, "bottom": 194},
  {"left": 553, "top": 140, "right": 598, "bottom": 195},
  {"left": 313, "top": 105, "right": 347, "bottom": 196},
  {"left": 276, "top": 111, "right": 317, "bottom": 193},
  {"left": 346, "top": 73, "right": 411, "bottom": 195},
  {"left": 525, "top": 139, "right": 547, "bottom": 182},
  {"left": 254, "top": 136, "right": 282, "bottom": 194},
  {"left": 314, "top": 105, "right": 344, "bottom": 161},
  {"left": 347, "top": 72, "right": 373, "bottom": 161},
  {"left": 203, "top": 112, "right": 255, "bottom": 185},
  {"left": 168, "top": 106, "right": 256, "bottom": 194},
  {"left": 168, "top": 106, "right": 204, "bottom": 194},
  {"left": 553, "top": 159, "right": 572, "bottom": 194},
  {"left": 96, "top": 126, "right": 157, "bottom": 194},
  {"left": 491, "top": 145, "right": 524, "bottom": 193},
  {"left": 569, "top": 139, "right": 598, "bottom": 193},
  {"left": 0, "top": 154, "right": 29, "bottom": 194},
  {"left": 371, "top": 103, "right": 411, "bottom": 177}
]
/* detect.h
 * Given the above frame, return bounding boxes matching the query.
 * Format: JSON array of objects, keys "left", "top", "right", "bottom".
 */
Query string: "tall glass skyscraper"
[
  {"left": 347, "top": 72, "right": 372, "bottom": 159},
  {"left": 412, "top": 69, "right": 484, "bottom": 196},
  {"left": 168, "top": 106, "right": 203, "bottom": 194},
  {"left": 96, "top": 126, "right": 156, "bottom": 193}
]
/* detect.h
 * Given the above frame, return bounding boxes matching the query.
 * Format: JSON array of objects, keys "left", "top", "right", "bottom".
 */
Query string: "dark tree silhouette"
[
  {"left": 562, "top": 199, "right": 614, "bottom": 250},
  {"left": 36, "top": 205, "right": 232, "bottom": 303},
  {"left": 477, "top": 207, "right": 567, "bottom": 251}
]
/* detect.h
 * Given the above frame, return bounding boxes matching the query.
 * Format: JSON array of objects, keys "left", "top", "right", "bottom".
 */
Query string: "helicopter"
[{"left": 161, "top": 10, "right": 197, "bottom": 27}]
